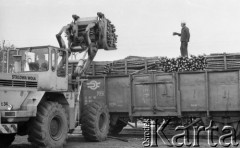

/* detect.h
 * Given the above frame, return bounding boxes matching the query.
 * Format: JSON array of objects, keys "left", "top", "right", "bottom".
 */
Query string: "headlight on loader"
[{"left": 6, "top": 104, "right": 13, "bottom": 111}]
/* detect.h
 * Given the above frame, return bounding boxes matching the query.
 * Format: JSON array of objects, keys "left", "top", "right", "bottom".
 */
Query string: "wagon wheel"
[
  {"left": 214, "top": 122, "right": 224, "bottom": 137},
  {"left": 231, "top": 121, "right": 240, "bottom": 138},
  {"left": 109, "top": 118, "right": 127, "bottom": 135},
  {"left": 215, "top": 122, "right": 240, "bottom": 138}
]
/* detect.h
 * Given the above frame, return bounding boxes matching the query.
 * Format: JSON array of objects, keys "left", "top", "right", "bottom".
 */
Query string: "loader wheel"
[
  {"left": 109, "top": 119, "right": 127, "bottom": 135},
  {"left": 28, "top": 101, "right": 68, "bottom": 148},
  {"left": 81, "top": 101, "right": 109, "bottom": 141},
  {"left": 0, "top": 134, "right": 15, "bottom": 147}
]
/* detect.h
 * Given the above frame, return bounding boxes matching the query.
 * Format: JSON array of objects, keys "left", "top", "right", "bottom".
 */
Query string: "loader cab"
[
  {"left": 0, "top": 49, "right": 17, "bottom": 73},
  {"left": 13, "top": 46, "right": 69, "bottom": 91}
]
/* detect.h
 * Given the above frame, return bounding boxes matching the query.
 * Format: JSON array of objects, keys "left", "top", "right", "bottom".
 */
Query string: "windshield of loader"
[{"left": 19, "top": 48, "right": 49, "bottom": 72}]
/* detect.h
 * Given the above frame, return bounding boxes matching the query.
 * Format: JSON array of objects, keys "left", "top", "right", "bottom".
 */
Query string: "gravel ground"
[{"left": 10, "top": 126, "right": 239, "bottom": 148}]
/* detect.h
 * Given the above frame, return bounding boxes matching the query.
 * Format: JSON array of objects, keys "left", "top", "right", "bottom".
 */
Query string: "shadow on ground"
[{"left": 9, "top": 144, "right": 37, "bottom": 148}]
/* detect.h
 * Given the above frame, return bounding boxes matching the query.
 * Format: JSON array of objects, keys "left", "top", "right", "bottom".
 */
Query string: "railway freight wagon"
[{"left": 81, "top": 70, "right": 240, "bottom": 136}]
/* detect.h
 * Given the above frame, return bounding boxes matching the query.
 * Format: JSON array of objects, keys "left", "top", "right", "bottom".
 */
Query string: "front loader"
[{"left": 0, "top": 12, "right": 117, "bottom": 147}]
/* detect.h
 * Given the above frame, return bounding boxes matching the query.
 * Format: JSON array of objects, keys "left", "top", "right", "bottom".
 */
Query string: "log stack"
[
  {"left": 106, "top": 56, "right": 162, "bottom": 75},
  {"left": 80, "top": 53, "right": 240, "bottom": 76},
  {"left": 71, "top": 53, "right": 240, "bottom": 76},
  {"left": 205, "top": 53, "right": 240, "bottom": 70},
  {"left": 85, "top": 61, "right": 111, "bottom": 75},
  {"left": 160, "top": 55, "right": 206, "bottom": 72},
  {"left": 82, "top": 55, "right": 207, "bottom": 76},
  {"left": 106, "top": 19, "right": 117, "bottom": 49}
]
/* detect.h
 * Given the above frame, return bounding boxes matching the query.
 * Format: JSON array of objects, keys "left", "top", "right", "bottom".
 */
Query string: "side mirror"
[{"left": 13, "top": 55, "right": 22, "bottom": 73}]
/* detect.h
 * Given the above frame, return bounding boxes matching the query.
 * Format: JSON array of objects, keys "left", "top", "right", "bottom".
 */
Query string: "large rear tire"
[
  {"left": 81, "top": 101, "right": 110, "bottom": 141},
  {"left": 28, "top": 101, "right": 68, "bottom": 148},
  {"left": 0, "top": 134, "right": 15, "bottom": 147},
  {"left": 109, "top": 119, "right": 127, "bottom": 135}
]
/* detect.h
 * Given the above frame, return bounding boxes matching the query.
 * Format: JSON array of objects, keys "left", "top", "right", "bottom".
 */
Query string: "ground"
[{"left": 10, "top": 125, "right": 239, "bottom": 148}]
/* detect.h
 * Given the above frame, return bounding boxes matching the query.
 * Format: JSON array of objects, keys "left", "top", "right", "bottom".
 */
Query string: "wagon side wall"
[{"left": 178, "top": 70, "right": 240, "bottom": 113}]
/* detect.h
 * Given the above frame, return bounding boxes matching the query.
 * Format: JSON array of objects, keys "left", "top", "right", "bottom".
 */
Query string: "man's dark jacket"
[{"left": 180, "top": 26, "right": 190, "bottom": 42}]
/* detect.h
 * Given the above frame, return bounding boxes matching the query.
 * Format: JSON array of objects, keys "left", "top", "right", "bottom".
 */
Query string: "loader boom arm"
[{"left": 56, "top": 12, "right": 117, "bottom": 76}]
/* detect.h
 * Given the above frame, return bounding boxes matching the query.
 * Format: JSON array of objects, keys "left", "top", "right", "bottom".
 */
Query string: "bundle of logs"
[
  {"left": 106, "top": 19, "right": 117, "bottom": 48},
  {"left": 84, "top": 55, "right": 207, "bottom": 76},
  {"left": 106, "top": 56, "right": 162, "bottom": 75},
  {"left": 74, "top": 53, "right": 240, "bottom": 76},
  {"left": 160, "top": 55, "right": 206, "bottom": 72},
  {"left": 84, "top": 61, "right": 111, "bottom": 75},
  {"left": 205, "top": 53, "right": 240, "bottom": 70}
]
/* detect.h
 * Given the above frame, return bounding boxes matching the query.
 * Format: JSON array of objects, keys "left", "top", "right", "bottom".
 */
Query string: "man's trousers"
[{"left": 180, "top": 41, "right": 188, "bottom": 57}]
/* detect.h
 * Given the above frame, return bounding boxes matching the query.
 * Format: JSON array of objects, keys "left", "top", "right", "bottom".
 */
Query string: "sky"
[{"left": 1, "top": 0, "right": 240, "bottom": 61}]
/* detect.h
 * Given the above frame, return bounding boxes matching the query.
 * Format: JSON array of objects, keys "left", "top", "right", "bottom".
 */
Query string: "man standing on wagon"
[{"left": 173, "top": 22, "right": 190, "bottom": 57}]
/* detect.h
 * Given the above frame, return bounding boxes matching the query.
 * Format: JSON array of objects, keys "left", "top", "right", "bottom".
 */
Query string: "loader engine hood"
[
  {"left": 0, "top": 73, "right": 38, "bottom": 89},
  {"left": 0, "top": 73, "right": 44, "bottom": 112}
]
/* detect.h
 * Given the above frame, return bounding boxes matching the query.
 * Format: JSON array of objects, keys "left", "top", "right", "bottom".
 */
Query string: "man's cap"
[
  {"left": 181, "top": 21, "right": 186, "bottom": 25},
  {"left": 72, "top": 14, "right": 80, "bottom": 19}
]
